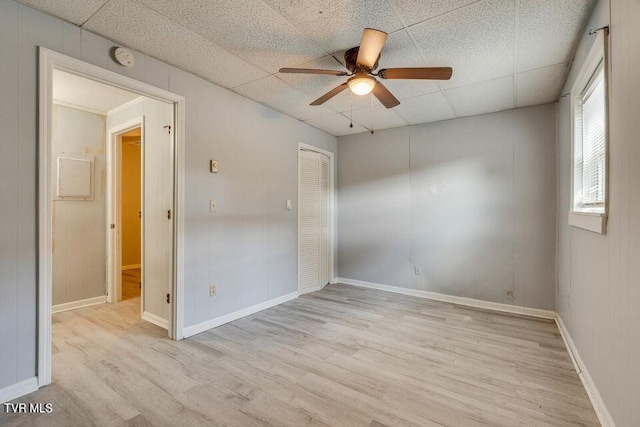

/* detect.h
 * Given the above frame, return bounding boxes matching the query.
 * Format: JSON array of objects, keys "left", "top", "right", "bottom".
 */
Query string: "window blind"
[{"left": 579, "top": 69, "right": 606, "bottom": 207}]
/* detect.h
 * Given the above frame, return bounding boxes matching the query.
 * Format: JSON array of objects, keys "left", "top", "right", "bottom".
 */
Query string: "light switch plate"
[
  {"left": 210, "top": 160, "right": 219, "bottom": 173},
  {"left": 209, "top": 284, "right": 216, "bottom": 296},
  {"left": 414, "top": 266, "right": 422, "bottom": 275},
  {"left": 210, "top": 200, "right": 217, "bottom": 212},
  {"left": 286, "top": 199, "right": 292, "bottom": 210}
]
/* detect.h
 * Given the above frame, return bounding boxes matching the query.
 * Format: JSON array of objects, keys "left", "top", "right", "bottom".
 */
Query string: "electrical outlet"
[
  {"left": 209, "top": 284, "right": 217, "bottom": 296},
  {"left": 209, "top": 200, "right": 217, "bottom": 213},
  {"left": 414, "top": 265, "right": 422, "bottom": 275}
]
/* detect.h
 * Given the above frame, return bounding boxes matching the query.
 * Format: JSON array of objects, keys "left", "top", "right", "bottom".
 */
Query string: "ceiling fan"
[{"left": 280, "top": 28, "right": 453, "bottom": 109}]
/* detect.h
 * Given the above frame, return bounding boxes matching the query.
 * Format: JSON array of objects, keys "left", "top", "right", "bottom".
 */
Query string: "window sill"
[{"left": 568, "top": 211, "right": 608, "bottom": 234}]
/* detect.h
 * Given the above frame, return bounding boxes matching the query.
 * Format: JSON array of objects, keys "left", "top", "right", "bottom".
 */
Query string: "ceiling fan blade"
[
  {"left": 378, "top": 67, "right": 453, "bottom": 80},
  {"left": 356, "top": 28, "right": 388, "bottom": 69},
  {"left": 310, "top": 83, "right": 349, "bottom": 105},
  {"left": 279, "top": 68, "right": 347, "bottom": 76},
  {"left": 372, "top": 81, "right": 400, "bottom": 108}
]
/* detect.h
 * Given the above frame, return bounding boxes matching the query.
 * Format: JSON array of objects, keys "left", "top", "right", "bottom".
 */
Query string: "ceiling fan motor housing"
[{"left": 345, "top": 46, "right": 379, "bottom": 73}]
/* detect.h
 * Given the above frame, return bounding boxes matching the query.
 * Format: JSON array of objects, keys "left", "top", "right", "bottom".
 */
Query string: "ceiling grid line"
[
  {"left": 389, "top": 0, "right": 460, "bottom": 121},
  {"left": 381, "top": 0, "right": 423, "bottom": 126},
  {"left": 79, "top": 0, "right": 110, "bottom": 27},
  {"left": 399, "top": 0, "right": 485, "bottom": 32},
  {"left": 392, "top": 2, "right": 460, "bottom": 124},
  {"left": 253, "top": 0, "right": 333, "bottom": 58}
]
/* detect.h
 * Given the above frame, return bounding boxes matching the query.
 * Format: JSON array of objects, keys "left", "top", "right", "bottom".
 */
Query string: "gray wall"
[
  {"left": 338, "top": 104, "right": 557, "bottom": 310},
  {"left": 0, "top": 0, "right": 336, "bottom": 391},
  {"left": 557, "top": 0, "right": 640, "bottom": 425},
  {"left": 51, "top": 104, "right": 107, "bottom": 306}
]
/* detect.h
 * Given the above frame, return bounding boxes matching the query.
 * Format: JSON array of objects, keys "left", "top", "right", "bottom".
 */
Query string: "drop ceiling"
[{"left": 20, "top": 0, "right": 595, "bottom": 136}]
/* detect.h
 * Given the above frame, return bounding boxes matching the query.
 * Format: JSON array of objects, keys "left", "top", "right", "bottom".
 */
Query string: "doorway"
[
  {"left": 119, "top": 127, "right": 142, "bottom": 301},
  {"left": 38, "top": 48, "right": 185, "bottom": 387},
  {"left": 297, "top": 142, "right": 335, "bottom": 294}
]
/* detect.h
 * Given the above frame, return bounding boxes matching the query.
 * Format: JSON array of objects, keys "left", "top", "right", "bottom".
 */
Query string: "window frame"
[{"left": 569, "top": 30, "right": 609, "bottom": 234}]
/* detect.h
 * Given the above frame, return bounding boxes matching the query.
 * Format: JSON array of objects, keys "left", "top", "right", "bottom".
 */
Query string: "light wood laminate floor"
[
  {"left": 1, "top": 284, "right": 599, "bottom": 426},
  {"left": 121, "top": 268, "right": 141, "bottom": 301}
]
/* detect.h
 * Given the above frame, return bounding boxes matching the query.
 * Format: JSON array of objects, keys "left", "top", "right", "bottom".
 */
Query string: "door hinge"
[
  {"left": 166, "top": 293, "right": 170, "bottom": 304},
  {"left": 167, "top": 209, "right": 172, "bottom": 220},
  {"left": 163, "top": 125, "right": 172, "bottom": 135}
]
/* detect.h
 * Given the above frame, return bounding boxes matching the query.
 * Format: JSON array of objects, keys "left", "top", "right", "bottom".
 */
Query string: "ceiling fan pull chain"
[
  {"left": 370, "top": 92, "right": 374, "bottom": 134},
  {"left": 349, "top": 90, "right": 354, "bottom": 128}
]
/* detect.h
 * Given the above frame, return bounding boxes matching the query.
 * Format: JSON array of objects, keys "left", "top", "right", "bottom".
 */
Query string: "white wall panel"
[
  {"left": 0, "top": 0, "right": 336, "bottom": 392},
  {"left": 556, "top": 0, "right": 640, "bottom": 425},
  {"left": 0, "top": 0, "right": 20, "bottom": 391},
  {"left": 16, "top": 2, "right": 63, "bottom": 387},
  {"left": 51, "top": 105, "right": 107, "bottom": 306},
  {"left": 338, "top": 105, "right": 557, "bottom": 310}
]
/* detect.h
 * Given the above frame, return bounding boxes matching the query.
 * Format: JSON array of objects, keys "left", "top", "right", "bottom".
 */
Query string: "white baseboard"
[
  {"left": 142, "top": 311, "right": 169, "bottom": 330},
  {"left": 555, "top": 315, "right": 616, "bottom": 427},
  {"left": 300, "top": 285, "right": 323, "bottom": 295},
  {"left": 337, "top": 277, "right": 556, "bottom": 320},
  {"left": 183, "top": 291, "right": 299, "bottom": 338},
  {"left": 52, "top": 295, "right": 106, "bottom": 314},
  {"left": 0, "top": 377, "right": 38, "bottom": 404},
  {"left": 121, "top": 264, "right": 141, "bottom": 270}
]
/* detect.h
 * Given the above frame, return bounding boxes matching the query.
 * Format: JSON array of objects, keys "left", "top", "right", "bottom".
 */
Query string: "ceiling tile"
[
  {"left": 394, "top": 91, "right": 456, "bottom": 125},
  {"left": 17, "top": 0, "right": 107, "bottom": 25},
  {"left": 83, "top": 0, "right": 268, "bottom": 88},
  {"left": 515, "top": 63, "right": 568, "bottom": 107},
  {"left": 388, "top": 0, "right": 480, "bottom": 27},
  {"left": 232, "top": 75, "right": 335, "bottom": 121},
  {"left": 138, "top": 0, "right": 325, "bottom": 74},
  {"left": 515, "top": 0, "right": 595, "bottom": 72},
  {"left": 350, "top": 104, "right": 408, "bottom": 131},
  {"left": 305, "top": 113, "right": 367, "bottom": 136},
  {"left": 445, "top": 75, "right": 514, "bottom": 117},
  {"left": 262, "top": 0, "right": 403, "bottom": 53},
  {"left": 409, "top": 0, "right": 515, "bottom": 89}
]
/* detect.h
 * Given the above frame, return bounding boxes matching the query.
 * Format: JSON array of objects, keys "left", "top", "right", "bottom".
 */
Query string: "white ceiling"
[
  {"left": 22, "top": 0, "right": 595, "bottom": 136},
  {"left": 53, "top": 69, "right": 141, "bottom": 113}
]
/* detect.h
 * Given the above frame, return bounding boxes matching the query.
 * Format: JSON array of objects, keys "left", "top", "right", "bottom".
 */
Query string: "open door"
[
  {"left": 141, "top": 99, "right": 175, "bottom": 329},
  {"left": 107, "top": 98, "right": 175, "bottom": 331}
]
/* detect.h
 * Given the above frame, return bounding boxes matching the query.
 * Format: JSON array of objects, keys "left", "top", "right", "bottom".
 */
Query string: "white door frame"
[
  {"left": 38, "top": 47, "right": 186, "bottom": 388},
  {"left": 297, "top": 141, "right": 336, "bottom": 293},
  {"left": 106, "top": 117, "right": 144, "bottom": 305}
]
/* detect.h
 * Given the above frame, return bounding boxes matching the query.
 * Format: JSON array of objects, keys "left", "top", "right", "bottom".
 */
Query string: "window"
[{"left": 569, "top": 30, "right": 608, "bottom": 234}]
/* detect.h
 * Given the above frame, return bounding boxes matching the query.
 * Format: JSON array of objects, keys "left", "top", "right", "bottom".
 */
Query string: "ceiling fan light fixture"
[{"left": 348, "top": 75, "right": 376, "bottom": 96}]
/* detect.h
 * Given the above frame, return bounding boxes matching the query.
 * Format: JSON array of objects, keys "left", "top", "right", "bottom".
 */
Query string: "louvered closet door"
[
  {"left": 298, "top": 150, "right": 329, "bottom": 293},
  {"left": 320, "top": 155, "right": 330, "bottom": 287}
]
